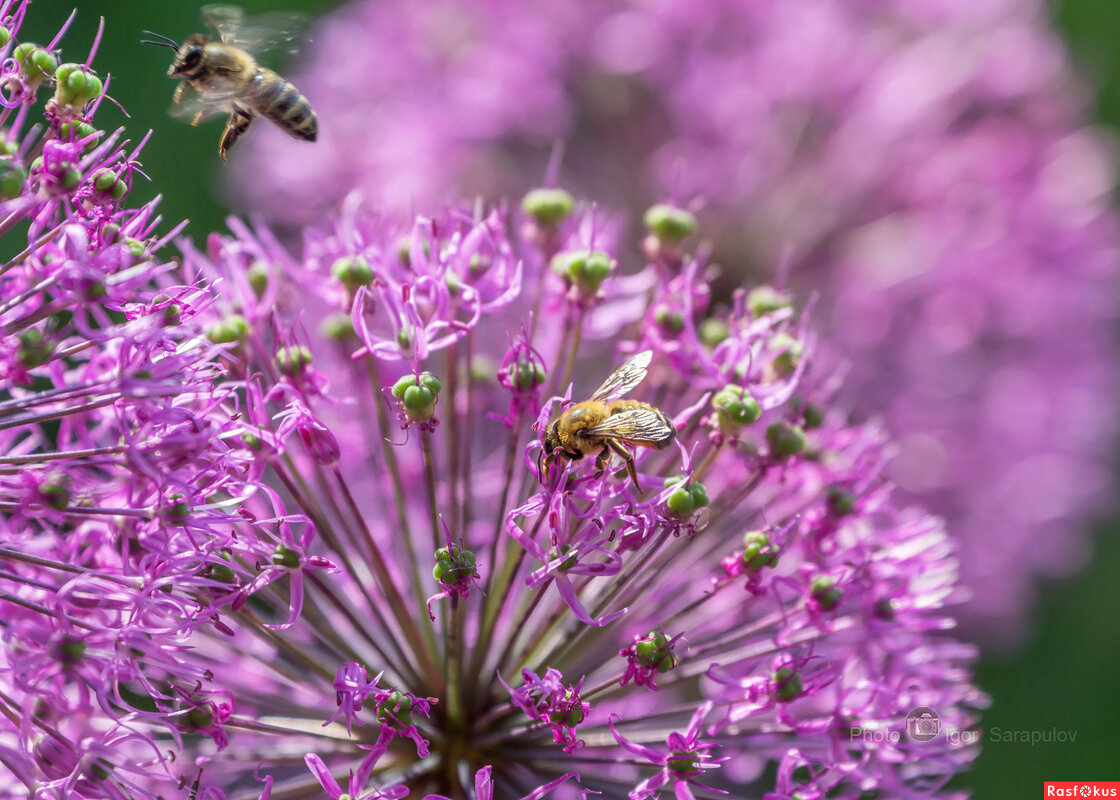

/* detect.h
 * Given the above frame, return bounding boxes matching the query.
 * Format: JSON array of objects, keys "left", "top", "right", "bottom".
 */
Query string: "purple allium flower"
[
  {"left": 1, "top": 4, "right": 982, "bottom": 797},
  {"left": 232, "top": 0, "right": 1120, "bottom": 643}
]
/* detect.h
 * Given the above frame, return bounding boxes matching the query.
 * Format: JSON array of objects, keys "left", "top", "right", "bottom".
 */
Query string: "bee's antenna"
[{"left": 140, "top": 31, "right": 179, "bottom": 50}]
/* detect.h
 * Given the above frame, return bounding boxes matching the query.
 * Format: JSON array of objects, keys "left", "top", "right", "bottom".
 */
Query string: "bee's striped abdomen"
[{"left": 247, "top": 69, "right": 318, "bottom": 142}]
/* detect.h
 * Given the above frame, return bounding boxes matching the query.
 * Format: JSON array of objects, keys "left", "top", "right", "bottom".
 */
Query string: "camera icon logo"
[{"left": 905, "top": 707, "right": 941, "bottom": 742}]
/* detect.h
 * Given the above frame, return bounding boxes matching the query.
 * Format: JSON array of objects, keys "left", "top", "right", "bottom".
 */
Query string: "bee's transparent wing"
[
  {"left": 589, "top": 350, "right": 653, "bottom": 402},
  {"left": 168, "top": 85, "right": 238, "bottom": 125},
  {"left": 201, "top": 5, "right": 244, "bottom": 44},
  {"left": 203, "top": 4, "right": 308, "bottom": 59},
  {"left": 583, "top": 407, "right": 675, "bottom": 447}
]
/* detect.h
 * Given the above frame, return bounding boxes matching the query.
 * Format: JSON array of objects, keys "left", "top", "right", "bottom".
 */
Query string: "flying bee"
[
  {"left": 542, "top": 350, "right": 676, "bottom": 490},
  {"left": 142, "top": 5, "right": 317, "bottom": 161}
]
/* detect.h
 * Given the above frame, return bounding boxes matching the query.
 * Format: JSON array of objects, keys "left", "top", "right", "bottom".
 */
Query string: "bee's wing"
[
  {"left": 169, "top": 85, "right": 238, "bottom": 124},
  {"left": 583, "top": 407, "right": 675, "bottom": 446},
  {"left": 589, "top": 350, "right": 653, "bottom": 402},
  {"left": 203, "top": 4, "right": 308, "bottom": 59},
  {"left": 201, "top": 5, "right": 244, "bottom": 43}
]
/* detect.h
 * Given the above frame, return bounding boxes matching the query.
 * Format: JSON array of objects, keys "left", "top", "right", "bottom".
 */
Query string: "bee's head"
[{"left": 168, "top": 34, "right": 209, "bottom": 78}]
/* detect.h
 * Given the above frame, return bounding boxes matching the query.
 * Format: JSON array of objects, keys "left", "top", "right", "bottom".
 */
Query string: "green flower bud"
[
  {"left": 698, "top": 318, "right": 730, "bottom": 347},
  {"left": 392, "top": 372, "right": 441, "bottom": 422},
  {"left": 667, "top": 750, "right": 701, "bottom": 775},
  {"left": 634, "top": 630, "right": 678, "bottom": 673},
  {"left": 551, "top": 250, "right": 614, "bottom": 295},
  {"left": 666, "top": 486, "right": 696, "bottom": 516},
  {"left": 773, "top": 666, "right": 804, "bottom": 701},
  {"left": 92, "top": 168, "right": 127, "bottom": 200},
  {"left": 17, "top": 329, "right": 52, "bottom": 368},
  {"left": 275, "top": 345, "right": 312, "bottom": 377},
  {"left": 60, "top": 166, "right": 82, "bottom": 190},
  {"left": 248, "top": 261, "right": 270, "bottom": 297},
  {"left": 770, "top": 333, "right": 803, "bottom": 378},
  {"left": 56, "top": 635, "right": 86, "bottom": 667},
  {"left": 811, "top": 575, "right": 843, "bottom": 611},
  {"left": 378, "top": 690, "right": 413, "bottom": 726},
  {"left": 766, "top": 421, "right": 806, "bottom": 458},
  {"left": 655, "top": 307, "right": 685, "bottom": 334},
  {"left": 506, "top": 358, "right": 546, "bottom": 391},
  {"left": 54, "top": 63, "right": 102, "bottom": 108},
  {"left": 802, "top": 401, "right": 824, "bottom": 429},
  {"left": 331, "top": 255, "right": 374, "bottom": 291},
  {"left": 39, "top": 476, "right": 72, "bottom": 510},
  {"left": 643, "top": 203, "right": 697, "bottom": 243},
  {"left": 548, "top": 544, "right": 578, "bottom": 572},
  {"left": 742, "top": 530, "right": 779, "bottom": 570},
  {"left": 712, "top": 385, "right": 762, "bottom": 430},
  {"left": 14, "top": 43, "right": 57, "bottom": 85},
  {"left": 826, "top": 486, "right": 856, "bottom": 516},
  {"left": 164, "top": 493, "right": 190, "bottom": 526},
  {"left": 272, "top": 543, "right": 301, "bottom": 569},
  {"left": 747, "top": 285, "right": 793, "bottom": 317},
  {"left": 433, "top": 544, "right": 478, "bottom": 584},
  {"left": 59, "top": 120, "right": 101, "bottom": 146},
  {"left": 874, "top": 598, "right": 896, "bottom": 621},
  {"left": 0, "top": 166, "right": 27, "bottom": 200},
  {"left": 206, "top": 314, "right": 249, "bottom": 344},
  {"left": 185, "top": 705, "right": 214, "bottom": 730},
  {"left": 522, "top": 187, "right": 574, "bottom": 226},
  {"left": 556, "top": 689, "right": 584, "bottom": 727},
  {"left": 321, "top": 312, "right": 355, "bottom": 342},
  {"left": 241, "top": 432, "right": 263, "bottom": 452},
  {"left": 0, "top": 27, "right": 10, "bottom": 47}
]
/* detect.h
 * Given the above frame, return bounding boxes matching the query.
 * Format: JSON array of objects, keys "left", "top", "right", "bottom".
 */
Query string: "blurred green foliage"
[{"left": 12, "top": 0, "right": 1120, "bottom": 796}]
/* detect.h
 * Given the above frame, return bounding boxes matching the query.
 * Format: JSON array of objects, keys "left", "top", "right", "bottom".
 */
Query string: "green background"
[{"left": 18, "top": 0, "right": 1120, "bottom": 795}]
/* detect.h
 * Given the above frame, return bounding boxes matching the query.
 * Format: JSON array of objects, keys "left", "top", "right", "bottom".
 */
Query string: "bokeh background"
[{"left": 17, "top": 0, "right": 1120, "bottom": 795}]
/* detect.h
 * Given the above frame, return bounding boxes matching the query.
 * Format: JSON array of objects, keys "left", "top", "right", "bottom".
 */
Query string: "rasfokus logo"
[{"left": 1044, "top": 782, "right": 1120, "bottom": 797}]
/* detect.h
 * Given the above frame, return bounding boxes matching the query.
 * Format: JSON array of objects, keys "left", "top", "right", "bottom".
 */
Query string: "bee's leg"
[
  {"left": 173, "top": 83, "right": 186, "bottom": 104},
  {"left": 600, "top": 440, "right": 641, "bottom": 490},
  {"left": 219, "top": 108, "right": 255, "bottom": 162}
]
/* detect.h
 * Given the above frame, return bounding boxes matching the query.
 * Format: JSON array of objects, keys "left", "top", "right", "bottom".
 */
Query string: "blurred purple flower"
[{"left": 233, "top": 0, "right": 1120, "bottom": 643}]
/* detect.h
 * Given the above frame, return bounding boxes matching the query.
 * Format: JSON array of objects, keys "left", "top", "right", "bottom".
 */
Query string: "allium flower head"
[
  {"left": 234, "top": 0, "right": 1120, "bottom": 642},
  {"left": 2, "top": 3, "right": 982, "bottom": 797}
]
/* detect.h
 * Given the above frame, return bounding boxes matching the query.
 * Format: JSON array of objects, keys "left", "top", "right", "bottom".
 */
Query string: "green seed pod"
[
  {"left": 826, "top": 486, "right": 856, "bottom": 516},
  {"left": 747, "top": 285, "right": 793, "bottom": 317},
  {"left": 331, "top": 255, "right": 374, "bottom": 291},
  {"left": 205, "top": 314, "right": 249, "bottom": 344},
  {"left": 0, "top": 166, "right": 27, "bottom": 200},
  {"left": 54, "top": 63, "right": 102, "bottom": 109},
  {"left": 666, "top": 486, "right": 696, "bottom": 516},
  {"left": 522, "top": 187, "right": 574, "bottom": 226},
  {"left": 17, "top": 329, "right": 52, "bottom": 368},
  {"left": 802, "top": 401, "right": 824, "bottom": 429},
  {"left": 773, "top": 666, "right": 804, "bottom": 701},
  {"left": 742, "top": 530, "right": 779, "bottom": 571},
  {"left": 698, "top": 318, "right": 730, "bottom": 347},
  {"left": 766, "top": 421, "right": 806, "bottom": 458},
  {"left": 275, "top": 345, "right": 313, "bottom": 377},
  {"left": 39, "top": 476, "right": 72, "bottom": 510},
  {"left": 667, "top": 750, "right": 701, "bottom": 775},
  {"left": 165, "top": 493, "right": 190, "bottom": 526},
  {"left": 655, "top": 308, "right": 685, "bottom": 334},
  {"left": 712, "top": 385, "right": 762, "bottom": 429},
  {"left": 811, "top": 575, "right": 843, "bottom": 611},
  {"left": 247, "top": 261, "right": 270, "bottom": 296},
  {"left": 643, "top": 203, "right": 698, "bottom": 244},
  {"left": 272, "top": 543, "right": 301, "bottom": 569},
  {"left": 378, "top": 690, "right": 413, "bottom": 726},
  {"left": 770, "top": 333, "right": 803, "bottom": 378},
  {"left": 634, "top": 631, "right": 678, "bottom": 673},
  {"left": 321, "top": 312, "right": 355, "bottom": 342},
  {"left": 555, "top": 689, "right": 584, "bottom": 726},
  {"left": 0, "top": 27, "right": 10, "bottom": 47}
]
